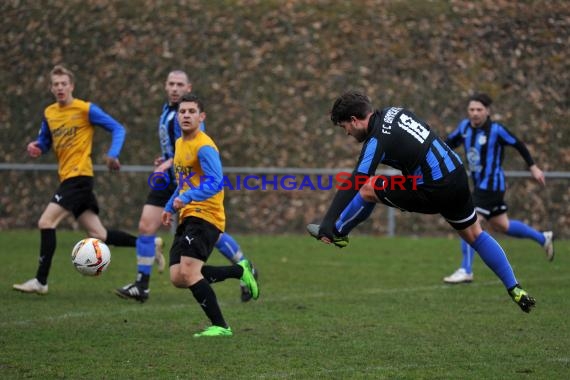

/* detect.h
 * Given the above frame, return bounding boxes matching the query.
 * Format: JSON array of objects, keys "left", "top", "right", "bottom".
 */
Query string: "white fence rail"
[{"left": 2, "top": 163, "right": 569, "bottom": 236}]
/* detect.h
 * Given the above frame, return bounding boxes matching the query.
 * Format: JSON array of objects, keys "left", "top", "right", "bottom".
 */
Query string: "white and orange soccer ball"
[{"left": 71, "top": 238, "right": 111, "bottom": 276}]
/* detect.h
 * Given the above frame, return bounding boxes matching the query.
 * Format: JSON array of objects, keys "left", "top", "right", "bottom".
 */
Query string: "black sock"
[
  {"left": 201, "top": 265, "right": 243, "bottom": 284},
  {"left": 35, "top": 229, "right": 56, "bottom": 285},
  {"left": 189, "top": 279, "right": 227, "bottom": 328},
  {"left": 135, "top": 272, "right": 150, "bottom": 289},
  {"left": 105, "top": 229, "right": 137, "bottom": 247}
]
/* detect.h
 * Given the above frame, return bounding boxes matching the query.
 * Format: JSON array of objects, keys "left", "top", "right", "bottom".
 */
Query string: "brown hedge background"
[{"left": 1, "top": 0, "right": 569, "bottom": 237}]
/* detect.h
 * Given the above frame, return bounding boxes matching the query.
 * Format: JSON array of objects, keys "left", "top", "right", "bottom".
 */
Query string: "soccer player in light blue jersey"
[{"left": 115, "top": 70, "right": 257, "bottom": 303}]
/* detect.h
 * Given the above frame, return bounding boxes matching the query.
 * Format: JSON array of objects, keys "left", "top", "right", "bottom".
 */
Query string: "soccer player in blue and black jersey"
[
  {"left": 13, "top": 65, "right": 138, "bottom": 295},
  {"left": 308, "top": 91, "right": 536, "bottom": 313},
  {"left": 115, "top": 70, "right": 257, "bottom": 303},
  {"left": 442, "top": 93, "right": 553, "bottom": 284}
]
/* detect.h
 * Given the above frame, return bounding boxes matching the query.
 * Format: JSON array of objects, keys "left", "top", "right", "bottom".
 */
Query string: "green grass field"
[{"left": 1, "top": 230, "right": 568, "bottom": 379}]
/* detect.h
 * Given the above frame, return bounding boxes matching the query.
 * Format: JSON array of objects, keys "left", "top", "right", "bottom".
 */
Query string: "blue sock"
[
  {"left": 460, "top": 239, "right": 475, "bottom": 274},
  {"left": 470, "top": 231, "right": 517, "bottom": 289},
  {"left": 136, "top": 235, "right": 155, "bottom": 275},
  {"left": 215, "top": 233, "right": 244, "bottom": 264},
  {"left": 507, "top": 220, "right": 545, "bottom": 245},
  {"left": 335, "top": 193, "right": 375, "bottom": 236}
]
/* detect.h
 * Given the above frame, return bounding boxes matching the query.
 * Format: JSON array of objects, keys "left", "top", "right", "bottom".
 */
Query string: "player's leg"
[
  {"left": 489, "top": 213, "right": 554, "bottom": 261},
  {"left": 214, "top": 232, "right": 259, "bottom": 302},
  {"left": 457, "top": 222, "right": 518, "bottom": 289},
  {"left": 307, "top": 180, "right": 376, "bottom": 247},
  {"left": 170, "top": 218, "right": 234, "bottom": 337},
  {"left": 215, "top": 232, "right": 244, "bottom": 263},
  {"left": 77, "top": 210, "right": 136, "bottom": 247},
  {"left": 443, "top": 239, "right": 475, "bottom": 284},
  {"left": 456, "top": 222, "right": 535, "bottom": 313},
  {"left": 336, "top": 192, "right": 375, "bottom": 234},
  {"left": 13, "top": 202, "right": 70, "bottom": 294},
  {"left": 440, "top": 170, "right": 535, "bottom": 312},
  {"left": 115, "top": 205, "right": 164, "bottom": 302},
  {"left": 201, "top": 259, "right": 259, "bottom": 301}
]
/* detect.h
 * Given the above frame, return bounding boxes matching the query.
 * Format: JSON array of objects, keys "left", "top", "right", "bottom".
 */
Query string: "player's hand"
[
  {"left": 105, "top": 157, "right": 121, "bottom": 172},
  {"left": 529, "top": 165, "right": 546, "bottom": 186},
  {"left": 154, "top": 156, "right": 165, "bottom": 167},
  {"left": 27, "top": 141, "right": 42, "bottom": 158},
  {"left": 161, "top": 211, "right": 173, "bottom": 226},
  {"left": 155, "top": 158, "right": 173, "bottom": 173},
  {"left": 173, "top": 197, "right": 184, "bottom": 211}
]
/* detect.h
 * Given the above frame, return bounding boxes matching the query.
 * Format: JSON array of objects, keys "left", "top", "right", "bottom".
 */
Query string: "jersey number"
[{"left": 398, "top": 114, "right": 429, "bottom": 143}]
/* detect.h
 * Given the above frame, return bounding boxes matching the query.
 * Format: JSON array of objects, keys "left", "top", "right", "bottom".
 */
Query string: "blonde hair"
[{"left": 50, "top": 65, "right": 75, "bottom": 84}]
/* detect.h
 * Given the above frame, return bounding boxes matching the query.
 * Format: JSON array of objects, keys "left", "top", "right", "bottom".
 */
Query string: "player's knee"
[
  {"left": 38, "top": 215, "right": 56, "bottom": 229},
  {"left": 170, "top": 276, "right": 187, "bottom": 288},
  {"left": 459, "top": 221, "right": 483, "bottom": 244},
  {"left": 138, "top": 218, "right": 156, "bottom": 235},
  {"left": 139, "top": 213, "right": 161, "bottom": 235},
  {"left": 88, "top": 230, "right": 106, "bottom": 241},
  {"left": 360, "top": 181, "right": 379, "bottom": 203},
  {"left": 172, "top": 267, "right": 201, "bottom": 288},
  {"left": 491, "top": 220, "right": 508, "bottom": 233}
]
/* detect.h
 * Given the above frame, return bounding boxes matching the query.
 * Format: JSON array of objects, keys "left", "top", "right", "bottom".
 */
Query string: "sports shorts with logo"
[
  {"left": 51, "top": 176, "right": 99, "bottom": 218},
  {"left": 472, "top": 188, "right": 508, "bottom": 219},
  {"left": 169, "top": 216, "right": 221, "bottom": 266}
]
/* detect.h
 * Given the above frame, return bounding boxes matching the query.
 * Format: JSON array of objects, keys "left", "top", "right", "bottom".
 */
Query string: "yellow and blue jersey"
[
  {"left": 157, "top": 102, "right": 205, "bottom": 179},
  {"left": 165, "top": 131, "right": 225, "bottom": 232},
  {"left": 36, "top": 98, "right": 125, "bottom": 181}
]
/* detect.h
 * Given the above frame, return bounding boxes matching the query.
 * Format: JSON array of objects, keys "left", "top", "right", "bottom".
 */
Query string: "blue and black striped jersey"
[
  {"left": 158, "top": 103, "right": 180, "bottom": 162},
  {"left": 446, "top": 118, "right": 534, "bottom": 192},
  {"left": 355, "top": 108, "right": 463, "bottom": 184}
]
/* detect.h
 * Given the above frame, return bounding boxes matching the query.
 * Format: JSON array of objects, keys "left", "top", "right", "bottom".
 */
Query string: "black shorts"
[
  {"left": 52, "top": 176, "right": 99, "bottom": 218},
  {"left": 373, "top": 168, "right": 477, "bottom": 230},
  {"left": 472, "top": 188, "right": 508, "bottom": 219},
  {"left": 169, "top": 216, "right": 221, "bottom": 265},
  {"left": 144, "top": 179, "right": 177, "bottom": 207}
]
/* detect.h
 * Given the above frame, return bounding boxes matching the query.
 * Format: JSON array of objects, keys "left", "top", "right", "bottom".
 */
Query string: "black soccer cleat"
[
  {"left": 508, "top": 285, "right": 536, "bottom": 313},
  {"left": 114, "top": 283, "right": 149, "bottom": 303}
]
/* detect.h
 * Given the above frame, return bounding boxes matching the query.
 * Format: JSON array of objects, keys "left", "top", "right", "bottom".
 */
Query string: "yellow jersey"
[
  {"left": 171, "top": 131, "right": 226, "bottom": 231},
  {"left": 38, "top": 99, "right": 125, "bottom": 182}
]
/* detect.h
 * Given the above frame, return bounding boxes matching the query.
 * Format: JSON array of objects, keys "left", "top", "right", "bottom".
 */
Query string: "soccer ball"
[{"left": 71, "top": 238, "right": 111, "bottom": 276}]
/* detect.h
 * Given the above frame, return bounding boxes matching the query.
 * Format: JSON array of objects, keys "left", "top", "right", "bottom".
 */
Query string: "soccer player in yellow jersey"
[
  {"left": 13, "top": 65, "right": 138, "bottom": 295},
  {"left": 161, "top": 94, "right": 259, "bottom": 337},
  {"left": 115, "top": 70, "right": 257, "bottom": 303}
]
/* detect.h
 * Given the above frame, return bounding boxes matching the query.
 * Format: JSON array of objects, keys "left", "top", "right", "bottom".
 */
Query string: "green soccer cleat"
[
  {"left": 306, "top": 224, "right": 349, "bottom": 248},
  {"left": 240, "top": 262, "right": 258, "bottom": 302},
  {"left": 238, "top": 259, "right": 259, "bottom": 300},
  {"left": 193, "top": 325, "right": 233, "bottom": 337},
  {"left": 508, "top": 285, "right": 536, "bottom": 313}
]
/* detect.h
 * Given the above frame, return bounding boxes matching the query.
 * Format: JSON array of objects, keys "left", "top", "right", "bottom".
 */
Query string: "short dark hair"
[
  {"left": 330, "top": 91, "right": 373, "bottom": 125},
  {"left": 179, "top": 93, "right": 204, "bottom": 112},
  {"left": 469, "top": 93, "right": 493, "bottom": 107}
]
